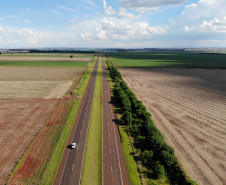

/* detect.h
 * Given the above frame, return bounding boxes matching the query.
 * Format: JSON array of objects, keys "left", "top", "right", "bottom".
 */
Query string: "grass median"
[
  {"left": 40, "top": 58, "right": 96, "bottom": 185},
  {"left": 81, "top": 58, "right": 102, "bottom": 185}
]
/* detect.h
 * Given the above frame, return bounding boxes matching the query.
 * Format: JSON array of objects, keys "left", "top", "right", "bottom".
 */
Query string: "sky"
[{"left": 0, "top": 0, "right": 226, "bottom": 48}]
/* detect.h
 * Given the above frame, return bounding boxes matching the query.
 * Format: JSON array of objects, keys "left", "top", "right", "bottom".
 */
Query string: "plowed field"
[
  {"left": 0, "top": 64, "right": 87, "bottom": 184},
  {"left": 0, "top": 98, "right": 59, "bottom": 184},
  {"left": 119, "top": 68, "right": 226, "bottom": 185}
]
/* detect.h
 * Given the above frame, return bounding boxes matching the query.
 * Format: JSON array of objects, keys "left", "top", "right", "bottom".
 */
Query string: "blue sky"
[{"left": 0, "top": 0, "right": 226, "bottom": 48}]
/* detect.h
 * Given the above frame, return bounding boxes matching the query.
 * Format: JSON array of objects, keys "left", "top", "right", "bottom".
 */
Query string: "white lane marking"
[
  {"left": 110, "top": 148, "right": 111, "bottom": 153},
  {"left": 83, "top": 120, "right": 84, "bottom": 124},
  {"left": 108, "top": 123, "right": 109, "bottom": 127},
  {"left": 108, "top": 133, "right": 110, "bottom": 138},
  {"left": 72, "top": 164, "right": 74, "bottom": 171},
  {"left": 80, "top": 131, "right": 82, "bottom": 135},
  {"left": 111, "top": 166, "right": 113, "bottom": 172}
]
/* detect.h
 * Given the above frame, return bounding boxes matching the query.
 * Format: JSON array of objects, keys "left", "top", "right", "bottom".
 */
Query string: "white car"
[{"left": 71, "top": 142, "right": 76, "bottom": 149}]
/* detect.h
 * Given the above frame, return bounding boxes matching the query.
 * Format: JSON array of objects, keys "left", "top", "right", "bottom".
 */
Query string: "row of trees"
[{"left": 106, "top": 60, "right": 197, "bottom": 185}]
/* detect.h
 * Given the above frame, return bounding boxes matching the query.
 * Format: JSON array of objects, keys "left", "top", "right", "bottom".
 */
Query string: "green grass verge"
[
  {"left": 40, "top": 58, "right": 97, "bottom": 184},
  {"left": 81, "top": 58, "right": 102, "bottom": 185},
  {"left": 108, "top": 52, "right": 226, "bottom": 68},
  {"left": 120, "top": 126, "right": 141, "bottom": 185},
  {"left": 0, "top": 60, "right": 89, "bottom": 67}
]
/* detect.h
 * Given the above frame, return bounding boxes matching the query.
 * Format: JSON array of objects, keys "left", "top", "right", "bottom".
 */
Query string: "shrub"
[
  {"left": 160, "top": 151, "right": 175, "bottom": 167},
  {"left": 153, "top": 164, "right": 165, "bottom": 178}
]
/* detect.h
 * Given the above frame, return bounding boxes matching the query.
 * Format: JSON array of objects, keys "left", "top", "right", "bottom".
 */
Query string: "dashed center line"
[{"left": 72, "top": 164, "right": 74, "bottom": 171}]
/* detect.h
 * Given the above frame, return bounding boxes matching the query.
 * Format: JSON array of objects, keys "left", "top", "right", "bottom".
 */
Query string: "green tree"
[
  {"left": 153, "top": 164, "right": 165, "bottom": 178},
  {"left": 160, "top": 151, "right": 175, "bottom": 167}
]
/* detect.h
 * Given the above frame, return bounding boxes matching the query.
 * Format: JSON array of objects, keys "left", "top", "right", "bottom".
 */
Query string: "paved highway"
[
  {"left": 56, "top": 56, "right": 99, "bottom": 185},
  {"left": 102, "top": 56, "right": 130, "bottom": 185}
]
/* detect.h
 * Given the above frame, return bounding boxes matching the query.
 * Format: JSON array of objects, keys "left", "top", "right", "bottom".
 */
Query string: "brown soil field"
[
  {"left": 0, "top": 56, "right": 91, "bottom": 61},
  {"left": 0, "top": 67, "right": 83, "bottom": 81},
  {"left": 0, "top": 98, "right": 60, "bottom": 184},
  {"left": 119, "top": 68, "right": 226, "bottom": 185},
  {"left": 0, "top": 65, "right": 86, "bottom": 184},
  {"left": 8, "top": 97, "right": 72, "bottom": 184},
  {"left": 0, "top": 67, "right": 84, "bottom": 99},
  {"left": 0, "top": 81, "right": 73, "bottom": 99}
]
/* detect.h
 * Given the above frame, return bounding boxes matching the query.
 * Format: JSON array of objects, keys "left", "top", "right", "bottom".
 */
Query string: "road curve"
[
  {"left": 54, "top": 56, "right": 99, "bottom": 185},
  {"left": 102, "top": 56, "right": 130, "bottom": 185}
]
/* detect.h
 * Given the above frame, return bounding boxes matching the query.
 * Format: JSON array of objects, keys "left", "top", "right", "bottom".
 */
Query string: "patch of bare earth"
[
  {"left": 0, "top": 98, "right": 60, "bottom": 184},
  {"left": 0, "top": 56, "right": 91, "bottom": 61},
  {"left": 119, "top": 68, "right": 226, "bottom": 185},
  {"left": 0, "top": 66, "right": 84, "bottom": 184}
]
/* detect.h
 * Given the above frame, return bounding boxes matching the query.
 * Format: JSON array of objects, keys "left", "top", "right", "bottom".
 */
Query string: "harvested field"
[
  {"left": 119, "top": 68, "right": 226, "bottom": 185},
  {"left": 0, "top": 67, "right": 84, "bottom": 81},
  {"left": 0, "top": 67, "right": 85, "bottom": 99},
  {"left": 0, "top": 81, "right": 73, "bottom": 99},
  {"left": 0, "top": 56, "right": 91, "bottom": 61},
  {"left": 0, "top": 98, "right": 60, "bottom": 185}
]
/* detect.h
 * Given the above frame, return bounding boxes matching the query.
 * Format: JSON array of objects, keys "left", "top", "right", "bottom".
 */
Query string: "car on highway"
[{"left": 71, "top": 142, "right": 76, "bottom": 149}]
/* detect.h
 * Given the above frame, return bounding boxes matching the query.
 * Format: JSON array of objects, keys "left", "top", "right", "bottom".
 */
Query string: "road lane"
[
  {"left": 58, "top": 56, "right": 99, "bottom": 185},
  {"left": 102, "top": 56, "right": 130, "bottom": 185}
]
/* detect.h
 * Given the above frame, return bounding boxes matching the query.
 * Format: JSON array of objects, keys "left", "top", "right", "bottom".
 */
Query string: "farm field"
[
  {"left": 0, "top": 57, "right": 89, "bottom": 184},
  {"left": 119, "top": 67, "right": 226, "bottom": 185},
  {"left": 109, "top": 52, "right": 226, "bottom": 68}
]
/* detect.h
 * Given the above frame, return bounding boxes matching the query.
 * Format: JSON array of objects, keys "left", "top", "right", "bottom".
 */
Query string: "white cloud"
[
  {"left": 199, "top": 17, "right": 226, "bottom": 32},
  {"left": 105, "top": 6, "right": 116, "bottom": 15},
  {"left": 184, "top": 26, "right": 193, "bottom": 32},
  {"left": 96, "top": 27, "right": 106, "bottom": 39},
  {"left": 118, "top": 8, "right": 134, "bottom": 18},
  {"left": 100, "top": 0, "right": 116, "bottom": 15},
  {"left": 120, "top": 0, "right": 185, "bottom": 12},
  {"left": 100, "top": 18, "right": 168, "bottom": 39}
]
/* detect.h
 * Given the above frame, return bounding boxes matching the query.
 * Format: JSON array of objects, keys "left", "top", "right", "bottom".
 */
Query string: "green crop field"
[
  {"left": 108, "top": 52, "right": 226, "bottom": 68},
  {"left": 0, "top": 60, "right": 89, "bottom": 67}
]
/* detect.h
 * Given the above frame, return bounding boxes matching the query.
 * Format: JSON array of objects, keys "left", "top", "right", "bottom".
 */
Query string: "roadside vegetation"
[
  {"left": 108, "top": 52, "right": 226, "bottom": 68},
  {"left": 105, "top": 57, "right": 197, "bottom": 185},
  {"left": 41, "top": 57, "right": 97, "bottom": 185},
  {"left": 81, "top": 57, "right": 102, "bottom": 185}
]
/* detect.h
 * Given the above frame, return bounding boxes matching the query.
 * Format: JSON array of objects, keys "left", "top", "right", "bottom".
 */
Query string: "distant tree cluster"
[{"left": 106, "top": 59, "right": 197, "bottom": 185}]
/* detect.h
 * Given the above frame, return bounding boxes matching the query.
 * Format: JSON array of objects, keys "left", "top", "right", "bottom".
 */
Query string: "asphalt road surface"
[
  {"left": 57, "top": 57, "right": 99, "bottom": 185},
  {"left": 102, "top": 56, "right": 130, "bottom": 185}
]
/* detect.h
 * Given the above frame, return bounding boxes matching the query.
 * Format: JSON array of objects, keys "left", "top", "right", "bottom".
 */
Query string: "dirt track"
[{"left": 119, "top": 68, "right": 226, "bottom": 185}]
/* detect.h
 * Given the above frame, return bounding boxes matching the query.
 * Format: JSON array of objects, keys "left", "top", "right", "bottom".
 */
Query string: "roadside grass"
[
  {"left": 0, "top": 60, "right": 89, "bottom": 67},
  {"left": 81, "top": 58, "right": 102, "bottom": 185},
  {"left": 120, "top": 126, "right": 142, "bottom": 185},
  {"left": 39, "top": 58, "right": 96, "bottom": 184},
  {"left": 108, "top": 52, "right": 226, "bottom": 68}
]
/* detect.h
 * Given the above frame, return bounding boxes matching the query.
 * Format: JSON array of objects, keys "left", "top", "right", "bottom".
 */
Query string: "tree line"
[{"left": 106, "top": 60, "right": 197, "bottom": 185}]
